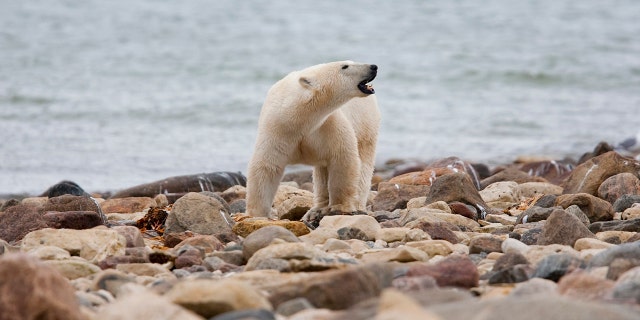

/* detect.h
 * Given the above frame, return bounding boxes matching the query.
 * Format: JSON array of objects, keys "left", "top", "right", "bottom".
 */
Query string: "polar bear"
[{"left": 246, "top": 61, "right": 380, "bottom": 219}]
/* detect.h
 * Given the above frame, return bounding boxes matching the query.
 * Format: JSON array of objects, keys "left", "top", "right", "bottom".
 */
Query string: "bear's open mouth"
[{"left": 358, "top": 73, "right": 376, "bottom": 94}]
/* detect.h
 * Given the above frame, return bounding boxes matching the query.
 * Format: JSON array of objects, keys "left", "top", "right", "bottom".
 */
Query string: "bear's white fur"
[{"left": 246, "top": 61, "right": 380, "bottom": 218}]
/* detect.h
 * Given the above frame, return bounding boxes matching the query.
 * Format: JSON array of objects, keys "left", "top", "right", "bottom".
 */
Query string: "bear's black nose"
[{"left": 370, "top": 65, "right": 378, "bottom": 70}]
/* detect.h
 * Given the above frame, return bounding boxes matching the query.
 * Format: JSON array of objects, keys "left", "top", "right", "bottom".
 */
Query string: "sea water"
[{"left": 1, "top": 0, "right": 639, "bottom": 194}]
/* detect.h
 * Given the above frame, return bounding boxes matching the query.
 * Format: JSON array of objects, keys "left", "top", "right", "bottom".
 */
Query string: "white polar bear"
[{"left": 246, "top": 61, "right": 380, "bottom": 218}]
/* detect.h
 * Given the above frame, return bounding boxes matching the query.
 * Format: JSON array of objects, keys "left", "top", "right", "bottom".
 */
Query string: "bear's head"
[{"left": 298, "top": 61, "right": 377, "bottom": 100}]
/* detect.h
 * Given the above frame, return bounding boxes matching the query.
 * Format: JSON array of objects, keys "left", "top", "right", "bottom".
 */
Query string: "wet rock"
[
  {"left": 0, "top": 204, "right": 48, "bottom": 242},
  {"left": 100, "top": 197, "right": 156, "bottom": 213},
  {"left": 242, "top": 225, "right": 300, "bottom": 260},
  {"left": 562, "top": 151, "right": 640, "bottom": 196},
  {"left": 480, "top": 167, "right": 546, "bottom": 189},
  {"left": 0, "top": 253, "right": 85, "bottom": 320},
  {"left": 469, "top": 235, "right": 503, "bottom": 254},
  {"left": 41, "top": 180, "right": 89, "bottom": 197},
  {"left": 165, "top": 279, "right": 272, "bottom": 318},
  {"left": 425, "top": 173, "right": 492, "bottom": 219},
  {"left": 406, "top": 254, "right": 479, "bottom": 288},
  {"left": 232, "top": 218, "right": 309, "bottom": 237},
  {"left": 268, "top": 263, "right": 394, "bottom": 310},
  {"left": 273, "top": 185, "right": 313, "bottom": 220},
  {"left": 43, "top": 210, "right": 104, "bottom": 229},
  {"left": 555, "top": 193, "right": 614, "bottom": 222},
  {"left": 533, "top": 254, "right": 586, "bottom": 282},
  {"left": 110, "top": 172, "right": 247, "bottom": 202},
  {"left": 165, "top": 192, "right": 233, "bottom": 236},
  {"left": 372, "top": 182, "right": 430, "bottom": 211},
  {"left": 613, "top": 194, "right": 640, "bottom": 213},
  {"left": 21, "top": 228, "right": 127, "bottom": 263},
  {"left": 589, "top": 218, "right": 640, "bottom": 233},
  {"left": 537, "top": 209, "right": 595, "bottom": 246}
]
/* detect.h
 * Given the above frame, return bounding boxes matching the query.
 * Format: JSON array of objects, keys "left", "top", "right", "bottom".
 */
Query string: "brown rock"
[
  {"left": 164, "top": 192, "right": 233, "bottom": 236},
  {"left": 0, "top": 253, "right": 84, "bottom": 320},
  {"left": 406, "top": 254, "right": 479, "bottom": 288},
  {"left": 112, "top": 226, "right": 145, "bottom": 248},
  {"left": 597, "top": 173, "right": 640, "bottom": 204},
  {"left": 232, "top": 218, "right": 310, "bottom": 237},
  {"left": 537, "top": 209, "right": 596, "bottom": 246},
  {"left": 557, "top": 269, "right": 615, "bottom": 300},
  {"left": 589, "top": 218, "right": 640, "bottom": 233},
  {"left": 218, "top": 185, "right": 246, "bottom": 205},
  {"left": 100, "top": 197, "right": 156, "bottom": 213},
  {"left": 517, "top": 160, "right": 574, "bottom": 185},
  {"left": 424, "top": 172, "right": 492, "bottom": 219},
  {"left": 0, "top": 204, "right": 48, "bottom": 242},
  {"left": 562, "top": 151, "right": 640, "bottom": 196},
  {"left": 556, "top": 193, "right": 614, "bottom": 222},
  {"left": 173, "top": 235, "right": 225, "bottom": 254},
  {"left": 412, "top": 221, "right": 460, "bottom": 244},
  {"left": 426, "top": 157, "right": 482, "bottom": 189},
  {"left": 481, "top": 167, "right": 547, "bottom": 189},
  {"left": 268, "top": 263, "right": 394, "bottom": 310},
  {"left": 163, "top": 231, "right": 195, "bottom": 248},
  {"left": 469, "top": 236, "right": 503, "bottom": 254},
  {"left": 43, "top": 211, "right": 104, "bottom": 230},
  {"left": 372, "top": 182, "right": 430, "bottom": 211},
  {"left": 388, "top": 167, "right": 458, "bottom": 185},
  {"left": 174, "top": 246, "right": 204, "bottom": 269},
  {"left": 43, "top": 195, "right": 100, "bottom": 213},
  {"left": 242, "top": 225, "right": 301, "bottom": 260}
]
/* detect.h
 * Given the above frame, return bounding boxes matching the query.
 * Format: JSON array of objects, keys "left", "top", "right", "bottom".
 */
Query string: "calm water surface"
[{"left": 1, "top": 0, "right": 639, "bottom": 194}]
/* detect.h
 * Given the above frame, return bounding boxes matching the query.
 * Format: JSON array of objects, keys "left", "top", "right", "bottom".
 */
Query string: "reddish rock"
[
  {"left": 469, "top": 236, "right": 503, "bottom": 254},
  {"left": 481, "top": 167, "right": 547, "bottom": 189},
  {"left": 562, "top": 151, "right": 640, "bottom": 196},
  {"left": 43, "top": 211, "right": 104, "bottom": 230},
  {"left": 372, "top": 182, "right": 430, "bottom": 212},
  {"left": 424, "top": 173, "right": 492, "bottom": 219},
  {"left": 448, "top": 202, "right": 478, "bottom": 220},
  {"left": 597, "top": 173, "right": 640, "bottom": 204},
  {"left": 406, "top": 254, "right": 479, "bottom": 288},
  {"left": 557, "top": 270, "right": 615, "bottom": 300},
  {"left": 174, "top": 246, "right": 204, "bottom": 269},
  {"left": 0, "top": 204, "right": 48, "bottom": 242},
  {"left": 555, "top": 193, "right": 614, "bottom": 222},
  {"left": 389, "top": 167, "right": 459, "bottom": 186},
  {"left": 43, "top": 195, "right": 100, "bottom": 213},
  {"left": 164, "top": 231, "right": 196, "bottom": 248},
  {"left": 537, "top": 209, "right": 596, "bottom": 246},
  {"left": 412, "top": 221, "right": 460, "bottom": 244},
  {"left": 111, "top": 226, "right": 145, "bottom": 248},
  {"left": 517, "top": 160, "right": 574, "bottom": 185},
  {"left": 0, "top": 253, "right": 84, "bottom": 320},
  {"left": 100, "top": 197, "right": 156, "bottom": 213}
]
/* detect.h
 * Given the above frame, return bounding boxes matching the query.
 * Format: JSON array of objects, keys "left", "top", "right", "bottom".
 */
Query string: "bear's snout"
[{"left": 370, "top": 65, "right": 378, "bottom": 71}]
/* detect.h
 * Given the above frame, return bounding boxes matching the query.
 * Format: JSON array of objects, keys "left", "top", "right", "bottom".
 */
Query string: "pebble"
[{"left": 1, "top": 151, "right": 639, "bottom": 319}]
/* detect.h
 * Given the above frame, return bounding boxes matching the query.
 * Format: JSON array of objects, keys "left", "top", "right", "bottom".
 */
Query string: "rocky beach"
[{"left": 2, "top": 143, "right": 640, "bottom": 320}]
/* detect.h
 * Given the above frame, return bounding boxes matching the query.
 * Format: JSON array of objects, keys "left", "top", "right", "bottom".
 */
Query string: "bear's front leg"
[
  {"left": 311, "top": 165, "right": 330, "bottom": 210},
  {"left": 326, "top": 150, "right": 360, "bottom": 213},
  {"left": 246, "top": 159, "right": 284, "bottom": 218}
]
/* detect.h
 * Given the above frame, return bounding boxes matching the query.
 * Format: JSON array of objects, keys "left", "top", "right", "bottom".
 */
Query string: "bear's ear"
[{"left": 299, "top": 76, "right": 315, "bottom": 90}]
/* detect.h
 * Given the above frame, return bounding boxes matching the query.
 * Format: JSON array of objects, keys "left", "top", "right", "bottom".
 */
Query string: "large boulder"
[
  {"left": 165, "top": 192, "right": 233, "bottom": 236},
  {"left": 562, "top": 152, "right": 640, "bottom": 196}
]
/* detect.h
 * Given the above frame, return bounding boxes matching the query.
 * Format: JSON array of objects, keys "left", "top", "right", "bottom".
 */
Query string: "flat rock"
[
  {"left": 562, "top": 151, "right": 640, "bottom": 196},
  {"left": 589, "top": 218, "right": 640, "bottom": 233},
  {"left": 43, "top": 210, "right": 104, "bottom": 230},
  {"left": 537, "top": 208, "right": 596, "bottom": 246},
  {"left": 517, "top": 182, "right": 564, "bottom": 199},
  {"left": 21, "top": 228, "right": 127, "bottom": 263},
  {"left": 245, "top": 242, "right": 354, "bottom": 272},
  {"left": 232, "top": 218, "right": 309, "bottom": 237},
  {"left": 0, "top": 253, "right": 85, "bottom": 320},
  {"left": 100, "top": 197, "right": 156, "bottom": 213},
  {"left": 406, "top": 254, "right": 479, "bottom": 288},
  {"left": 358, "top": 246, "right": 430, "bottom": 263},
  {"left": 480, "top": 181, "right": 520, "bottom": 204}
]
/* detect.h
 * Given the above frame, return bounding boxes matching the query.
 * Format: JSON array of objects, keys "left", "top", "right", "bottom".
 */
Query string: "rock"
[
  {"left": 388, "top": 167, "right": 458, "bottom": 186},
  {"left": 165, "top": 192, "right": 233, "bottom": 236},
  {"left": 480, "top": 167, "right": 547, "bottom": 189},
  {"left": 92, "top": 269, "right": 136, "bottom": 297},
  {"left": 376, "top": 227, "right": 412, "bottom": 243},
  {"left": 318, "top": 215, "right": 381, "bottom": 241},
  {"left": 358, "top": 246, "right": 430, "bottom": 263},
  {"left": 95, "top": 288, "right": 202, "bottom": 320},
  {"left": 0, "top": 204, "right": 48, "bottom": 242},
  {"left": 510, "top": 277, "right": 558, "bottom": 296},
  {"left": 210, "top": 309, "right": 276, "bottom": 320},
  {"left": 116, "top": 263, "right": 177, "bottom": 282},
  {"left": 109, "top": 172, "right": 247, "bottom": 202},
  {"left": 501, "top": 237, "right": 530, "bottom": 255},
  {"left": 44, "top": 258, "right": 102, "bottom": 279},
  {"left": 607, "top": 258, "right": 640, "bottom": 280},
  {"left": 533, "top": 253, "right": 586, "bottom": 282},
  {"left": 517, "top": 159, "right": 575, "bottom": 185},
  {"left": 589, "top": 242, "right": 640, "bottom": 267},
  {"left": 43, "top": 194, "right": 100, "bottom": 213},
  {"left": 424, "top": 173, "right": 491, "bottom": 219},
  {"left": 100, "top": 197, "right": 156, "bottom": 213},
  {"left": 268, "top": 263, "right": 394, "bottom": 310},
  {"left": 516, "top": 206, "right": 557, "bottom": 224},
  {"left": 622, "top": 205, "right": 640, "bottom": 220},
  {"left": 533, "top": 194, "right": 558, "bottom": 208},
  {"left": 557, "top": 269, "right": 615, "bottom": 300},
  {"left": 0, "top": 253, "right": 85, "bottom": 320},
  {"left": 565, "top": 205, "right": 591, "bottom": 226},
  {"left": 406, "top": 254, "right": 479, "bottom": 288},
  {"left": 273, "top": 185, "right": 314, "bottom": 220},
  {"left": 21, "top": 228, "right": 127, "bottom": 263},
  {"left": 487, "top": 264, "right": 533, "bottom": 284},
  {"left": 372, "top": 182, "right": 430, "bottom": 211},
  {"left": 111, "top": 225, "right": 145, "bottom": 247},
  {"left": 245, "top": 242, "right": 354, "bottom": 272},
  {"left": 562, "top": 151, "right": 640, "bottom": 196},
  {"left": 428, "top": 293, "right": 639, "bottom": 320},
  {"left": 232, "top": 218, "right": 309, "bottom": 237},
  {"left": 242, "top": 226, "right": 300, "bottom": 260},
  {"left": 479, "top": 181, "right": 520, "bottom": 205},
  {"left": 41, "top": 180, "right": 89, "bottom": 197},
  {"left": 375, "top": 288, "right": 442, "bottom": 320},
  {"left": 612, "top": 266, "right": 640, "bottom": 303},
  {"left": 493, "top": 251, "right": 529, "bottom": 271},
  {"left": 597, "top": 173, "right": 640, "bottom": 204},
  {"left": 555, "top": 193, "right": 614, "bottom": 222},
  {"left": 589, "top": 218, "right": 640, "bottom": 233},
  {"left": 537, "top": 209, "right": 596, "bottom": 246},
  {"left": 574, "top": 238, "right": 615, "bottom": 251},
  {"left": 517, "top": 182, "right": 564, "bottom": 199},
  {"left": 520, "top": 227, "right": 543, "bottom": 245},
  {"left": 448, "top": 202, "right": 478, "bottom": 220},
  {"left": 391, "top": 275, "right": 439, "bottom": 291},
  {"left": 408, "top": 221, "right": 459, "bottom": 244},
  {"left": 613, "top": 194, "right": 640, "bottom": 213},
  {"left": 164, "top": 279, "right": 272, "bottom": 318},
  {"left": 405, "top": 240, "right": 455, "bottom": 257},
  {"left": 42, "top": 210, "right": 104, "bottom": 229},
  {"left": 173, "top": 235, "right": 225, "bottom": 254},
  {"left": 469, "top": 235, "right": 503, "bottom": 254},
  {"left": 275, "top": 297, "right": 314, "bottom": 317},
  {"left": 174, "top": 245, "right": 204, "bottom": 269}
]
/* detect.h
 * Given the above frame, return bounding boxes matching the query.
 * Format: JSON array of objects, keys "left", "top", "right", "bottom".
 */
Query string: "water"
[{"left": 1, "top": 0, "right": 639, "bottom": 195}]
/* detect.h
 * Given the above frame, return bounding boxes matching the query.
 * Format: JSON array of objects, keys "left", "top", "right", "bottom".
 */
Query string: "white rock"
[
  {"left": 21, "top": 228, "right": 126, "bottom": 263},
  {"left": 480, "top": 181, "right": 520, "bottom": 203},
  {"left": 501, "top": 238, "right": 530, "bottom": 255}
]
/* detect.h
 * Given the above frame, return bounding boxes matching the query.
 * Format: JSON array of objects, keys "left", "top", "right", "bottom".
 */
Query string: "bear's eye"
[{"left": 341, "top": 65, "right": 349, "bottom": 70}]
